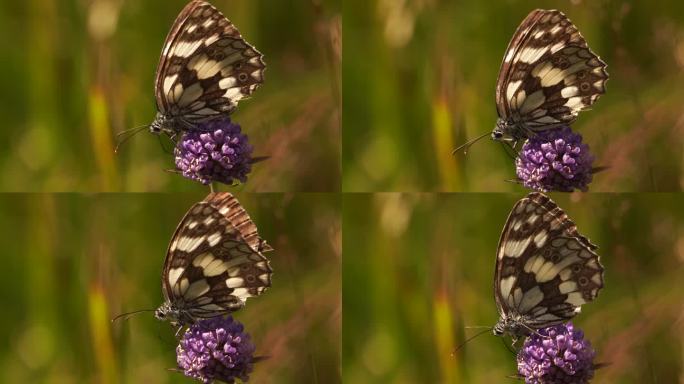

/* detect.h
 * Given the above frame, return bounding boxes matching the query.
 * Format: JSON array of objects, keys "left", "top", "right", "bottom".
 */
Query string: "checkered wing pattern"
[
  {"left": 493, "top": 9, "right": 608, "bottom": 141},
  {"left": 493, "top": 193, "right": 604, "bottom": 338},
  {"left": 156, "top": 193, "right": 272, "bottom": 327},
  {"left": 151, "top": 0, "right": 265, "bottom": 135}
]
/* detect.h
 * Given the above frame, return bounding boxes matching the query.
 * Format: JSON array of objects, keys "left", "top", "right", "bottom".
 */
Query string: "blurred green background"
[
  {"left": 343, "top": 0, "right": 684, "bottom": 192},
  {"left": 343, "top": 193, "right": 684, "bottom": 383},
  {"left": 0, "top": 0, "right": 340, "bottom": 192},
  {"left": 0, "top": 193, "right": 340, "bottom": 383}
]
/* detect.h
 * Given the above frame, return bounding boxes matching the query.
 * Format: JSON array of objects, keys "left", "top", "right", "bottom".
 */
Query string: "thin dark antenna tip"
[
  {"left": 451, "top": 326, "right": 494, "bottom": 356},
  {"left": 452, "top": 132, "right": 491, "bottom": 156},
  {"left": 114, "top": 124, "right": 150, "bottom": 153},
  {"left": 111, "top": 308, "right": 156, "bottom": 323}
]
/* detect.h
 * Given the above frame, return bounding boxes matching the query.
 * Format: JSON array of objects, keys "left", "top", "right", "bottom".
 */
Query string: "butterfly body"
[
  {"left": 149, "top": 113, "right": 194, "bottom": 136},
  {"left": 157, "top": 193, "right": 272, "bottom": 328},
  {"left": 492, "top": 116, "right": 532, "bottom": 142},
  {"left": 493, "top": 193, "right": 604, "bottom": 341},
  {"left": 493, "top": 313, "right": 532, "bottom": 338},
  {"left": 151, "top": 0, "right": 265, "bottom": 136},
  {"left": 492, "top": 9, "right": 608, "bottom": 143},
  {"left": 155, "top": 301, "right": 202, "bottom": 326}
]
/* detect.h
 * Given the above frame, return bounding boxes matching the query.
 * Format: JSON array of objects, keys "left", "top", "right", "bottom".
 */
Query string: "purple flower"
[
  {"left": 517, "top": 322, "right": 596, "bottom": 384},
  {"left": 175, "top": 118, "right": 253, "bottom": 185},
  {"left": 516, "top": 126, "right": 595, "bottom": 192},
  {"left": 176, "top": 316, "right": 256, "bottom": 384}
]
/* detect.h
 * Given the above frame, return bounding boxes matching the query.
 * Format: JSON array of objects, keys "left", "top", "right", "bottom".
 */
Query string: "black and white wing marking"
[
  {"left": 203, "top": 192, "right": 274, "bottom": 254},
  {"left": 152, "top": 0, "right": 265, "bottom": 134},
  {"left": 493, "top": 192, "right": 603, "bottom": 338},
  {"left": 494, "top": 9, "right": 608, "bottom": 141},
  {"left": 157, "top": 192, "right": 272, "bottom": 326}
]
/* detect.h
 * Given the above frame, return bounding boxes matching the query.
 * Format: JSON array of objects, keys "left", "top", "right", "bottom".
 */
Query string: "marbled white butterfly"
[
  {"left": 493, "top": 192, "right": 604, "bottom": 341},
  {"left": 493, "top": 9, "right": 608, "bottom": 143},
  {"left": 155, "top": 193, "right": 273, "bottom": 327},
  {"left": 150, "top": 0, "right": 265, "bottom": 136}
]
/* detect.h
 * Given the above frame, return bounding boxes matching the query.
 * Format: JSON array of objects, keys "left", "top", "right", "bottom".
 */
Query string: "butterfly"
[
  {"left": 493, "top": 192, "right": 604, "bottom": 342},
  {"left": 492, "top": 9, "right": 608, "bottom": 144},
  {"left": 154, "top": 192, "right": 273, "bottom": 327},
  {"left": 150, "top": 0, "right": 265, "bottom": 137}
]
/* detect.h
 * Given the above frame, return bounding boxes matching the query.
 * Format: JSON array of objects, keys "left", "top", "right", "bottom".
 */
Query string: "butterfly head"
[
  {"left": 492, "top": 321, "right": 505, "bottom": 336},
  {"left": 150, "top": 113, "right": 170, "bottom": 135},
  {"left": 491, "top": 120, "right": 505, "bottom": 141},
  {"left": 154, "top": 301, "right": 172, "bottom": 320},
  {"left": 155, "top": 301, "right": 192, "bottom": 327},
  {"left": 150, "top": 113, "right": 200, "bottom": 138},
  {"left": 492, "top": 118, "right": 521, "bottom": 142},
  {"left": 493, "top": 314, "right": 529, "bottom": 339}
]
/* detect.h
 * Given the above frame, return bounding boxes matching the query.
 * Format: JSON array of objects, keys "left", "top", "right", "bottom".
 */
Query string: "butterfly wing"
[
  {"left": 203, "top": 193, "right": 273, "bottom": 253},
  {"left": 154, "top": 0, "right": 265, "bottom": 124},
  {"left": 495, "top": 9, "right": 607, "bottom": 129},
  {"left": 161, "top": 193, "right": 272, "bottom": 321},
  {"left": 494, "top": 193, "right": 604, "bottom": 329}
]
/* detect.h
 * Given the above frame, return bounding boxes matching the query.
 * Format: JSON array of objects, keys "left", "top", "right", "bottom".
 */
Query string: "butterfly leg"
[
  {"left": 500, "top": 337, "right": 518, "bottom": 355},
  {"left": 519, "top": 323, "right": 552, "bottom": 342},
  {"left": 156, "top": 134, "right": 175, "bottom": 155},
  {"left": 499, "top": 141, "right": 517, "bottom": 160},
  {"left": 510, "top": 335, "right": 521, "bottom": 350},
  {"left": 175, "top": 325, "right": 184, "bottom": 337}
]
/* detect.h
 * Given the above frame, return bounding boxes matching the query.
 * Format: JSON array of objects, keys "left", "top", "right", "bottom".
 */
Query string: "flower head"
[
  {"left": 176, "top": 316, "right": 256, "bottom": 384},
  {"left": 175, "top": 118, "right": 253, "bottom": 185},
  {"left": 516, "top": 126, "right": 595, "bottom": 192},
  {"left": 517, "top": 322, "right": 596, "bottom": 384}
]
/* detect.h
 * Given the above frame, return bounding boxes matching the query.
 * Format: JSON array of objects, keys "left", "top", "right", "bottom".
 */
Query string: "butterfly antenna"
[
  {"left": 111, "top": 308, "right": 155, "bottom": 323},
  {"left": 451, "top": 327, "right": 493, "bottom": 356},
  {"left": 114, "top": 125, "right": 150, "bottom": 153},
  {"left": 452, "top": 132, "right": 490, "bottom": 155}
]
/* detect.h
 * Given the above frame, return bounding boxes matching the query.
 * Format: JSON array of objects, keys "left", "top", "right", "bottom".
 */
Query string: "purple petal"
[{"left": 174, "top": 118, "right": 254, "bottom": 185}]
